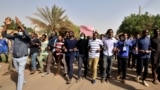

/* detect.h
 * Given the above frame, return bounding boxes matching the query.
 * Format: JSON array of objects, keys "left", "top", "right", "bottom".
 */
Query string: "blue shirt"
[
  {"left": 116, "top": 39, "right": 132, "bottom": 58},
  {"left": 64, "top": 38, "right": 77, "bottom": 56},
  {"left": 132, "top": 39, "right": 138, "bottom": 54},
  {"left": 138, "top": 37, "right": 151, "bottom": 58},
  {"left": 2, "top": 30, "right": 30, "bottom": 58},
  {"left": 0, "top": 38, "right": 8, "bottom": 54}
]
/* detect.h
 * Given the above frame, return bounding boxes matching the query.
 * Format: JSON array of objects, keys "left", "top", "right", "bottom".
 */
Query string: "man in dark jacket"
[
  {"left": 77, "top": 33, "right": 88, "bottom": 82},
  {"left": 150, "top": 28, "right": 160, "bottom": 84},
  {"left": 2, "top": 17, "right": 30, "bottom": 90}
]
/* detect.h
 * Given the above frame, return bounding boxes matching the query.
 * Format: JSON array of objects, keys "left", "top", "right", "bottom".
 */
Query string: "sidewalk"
[{"left": 0, "top": 62, "right": 160, "bottom": 90}]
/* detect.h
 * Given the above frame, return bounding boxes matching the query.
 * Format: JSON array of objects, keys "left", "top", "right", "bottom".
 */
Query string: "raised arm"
[
  {"left": 15, "top": 16, "right": 24, "bottom": 31},
  {"left": 15, "top": 17, "right": 30, "bottom": 41},
  {"left": 1, "top": 17, "right": 15, "bottom": 39}
]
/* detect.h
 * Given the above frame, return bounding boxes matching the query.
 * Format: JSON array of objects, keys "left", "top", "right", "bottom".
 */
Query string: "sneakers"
[
  {"left": 91, "top": 79, "right": 96, "bottom": 84},
  {"left": 76, "top": 77, "right": 81, "bottom": 83},
  {"left": 42, "top": 72, "right": 49, "bottom": 77},
  {"left": 116, "top": 75, "right": 120, "bottom": 80},
  {"left": 101, "top": 78, "right": 105, "bottom": 83},
  {"left": 121, "top": 79, "right": 126, "bottom": 84},
  {"left": 54, "top": 74, "right": 60, "bottom": 78},
  {"left": 30, "top": 70, "right": 36, "bottom": 75},
  {"left": 142, "top": 81, "right": 149, "bottom": 87},
  {"left": 39, "top": 69, "right": 43, "bottom": 73},
  {"left": 63, "top": 73, "right": 68, "bottom": 77},
  {"left": 131, "top": 67, "right": 136, "bottom": 71},
  {"left": 66, "top": 79, "right": 71, "bottom": 84},
  {"left": 153, "top": 79, "right": 159, "bottom": 85},
  {"left": 136, "top": 76, "right": 140, "bottom": 82}
]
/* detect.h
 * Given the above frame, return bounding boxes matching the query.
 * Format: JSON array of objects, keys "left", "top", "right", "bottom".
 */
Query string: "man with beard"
[
  {"left": 88, "top": 32, "right": 103, "bottom": 84},
  {"left": 136, "top": 30, "right": 151, "bottom": 87},
  {"left": 101, "top": 29, "right": 117, "bottom": 83},
  {"left": 64, "top": 31, "right": 78, "bottom": 84}
]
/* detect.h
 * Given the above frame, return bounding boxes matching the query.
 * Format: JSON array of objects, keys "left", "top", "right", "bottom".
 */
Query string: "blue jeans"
[
  {"left": 77, "top": 54, "right": 88, "bottom": 78},
  {"left": 13, "top": 56, "right": 28, "bottom": 90},
  {"left": 65, "top": 54, "right": 75, "bottom": 79},
  {"left": 102, "top": 55, "right": 113, "bottom": 78},
  {"left": 31, "top": 53, "right": 38, "bottom": 70}
]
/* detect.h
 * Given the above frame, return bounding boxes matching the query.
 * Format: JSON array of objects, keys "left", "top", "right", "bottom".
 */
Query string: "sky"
[{"left": 0, "top": 0, "right": 160, "bottom": 34}]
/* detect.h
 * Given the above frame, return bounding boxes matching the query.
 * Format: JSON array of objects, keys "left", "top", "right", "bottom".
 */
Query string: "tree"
[
  {"left": 117, "top": 12, "right": 160, "bottom": 36},
  {"left": 27, "top": 4, "right": 73, "bottom": 34}
]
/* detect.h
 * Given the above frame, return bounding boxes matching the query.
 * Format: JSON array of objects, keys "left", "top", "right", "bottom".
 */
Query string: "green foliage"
[
  {"left": 117, "top": 12, "right": 160, "bottom": 36},
  {"left": 26, "top": 27, "right": 34, "bottom": 32},
  {"left": 27, "top": 4, "right": 79, "bottom": 36}
]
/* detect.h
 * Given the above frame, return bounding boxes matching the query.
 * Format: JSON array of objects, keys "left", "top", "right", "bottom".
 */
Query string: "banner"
[{"left": 80, "top": 25, "right": 94, "bottom": 37}]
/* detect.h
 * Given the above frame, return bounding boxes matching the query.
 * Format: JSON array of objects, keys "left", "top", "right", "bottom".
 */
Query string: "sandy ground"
[{"left": 0, "top": 60, "right": 160, "bottom": 90}]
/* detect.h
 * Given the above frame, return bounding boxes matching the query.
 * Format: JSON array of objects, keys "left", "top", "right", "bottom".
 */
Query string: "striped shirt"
[
  {"left": 55, "top": 41, "right": 64, "bottom": 55},
  {"left": 88, "top": 39, "right": 103, "bottom": 58}
]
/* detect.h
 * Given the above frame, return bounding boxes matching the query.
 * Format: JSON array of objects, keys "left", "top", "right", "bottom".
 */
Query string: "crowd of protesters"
[{"left": 0, "top": 17, "right": 160, "bottom": 90}]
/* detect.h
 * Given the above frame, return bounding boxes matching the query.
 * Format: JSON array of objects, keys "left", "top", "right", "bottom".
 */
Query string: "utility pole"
[
  {"left": 139, "top": 0, "right": 142, "bottom": 15},
  {"left": 139, "top": 5, "right": 141, "bottom": 15}
]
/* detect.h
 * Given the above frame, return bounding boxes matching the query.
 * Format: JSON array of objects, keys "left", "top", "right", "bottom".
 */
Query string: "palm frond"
[
  {"left": 27, "top": 4, "right": 74, "bottom": 33},
  {"left": 26, "top": 17, "right": 48, "bottom": 29}
]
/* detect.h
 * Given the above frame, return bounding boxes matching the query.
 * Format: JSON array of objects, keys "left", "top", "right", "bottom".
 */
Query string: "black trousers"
[
  {"left": 132, "top": 54, "right": 138, "bottom": 68},
  {"left": 151, "top": 52, "right": 160, "bottom": 81},
  {"left": 128, "top": 52, "right": 132, "bottom": 67},
  {"left": 118, "top": 57, "right": 128, "bottom": 79},
  {"left": 136, "top": 58, "right": 149, "bottom": 81}
]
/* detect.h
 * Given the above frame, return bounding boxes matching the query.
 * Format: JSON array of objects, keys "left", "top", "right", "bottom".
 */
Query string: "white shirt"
[
  {"left": 88, "top": 39, "right": 103, "bottom": 58},
  {"left": 102, "top": 37, "right": 117, "bottom": 56}
]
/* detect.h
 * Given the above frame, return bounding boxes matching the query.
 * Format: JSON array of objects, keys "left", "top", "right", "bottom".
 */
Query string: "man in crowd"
[
  {"left": 116, "top": 33, "right": 132, "bottom": 84},
  {"left": 30, "top": 32, "right": 41, "bottom": 74},
  {"left": 88, "top": 32, "right": 103, "bottom": 84},
  {"left": 64, "top": 31, "right": 78, "bottom": 84},
  {"left": 77, "top": 33, "right": 88, "bottom": 82},
  {"left": 131, "top": 33, "right": 140, "bottom": 70},
  {"left": 136, "top": 30, "right": 151, "bottom": 87},
  {"left": 2, "top": 17, "right": 31, "bottom": 90},
  {"left": 101, "top": 29, "right": 117, "bottom": 83},
  {"left": 150, "top": 28, "right": 160, "bottom": 84}
]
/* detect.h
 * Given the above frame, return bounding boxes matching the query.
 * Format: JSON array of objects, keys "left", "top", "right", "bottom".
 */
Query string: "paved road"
[{"left": 0, "top": 61, "right": 160, "bottom": 90}]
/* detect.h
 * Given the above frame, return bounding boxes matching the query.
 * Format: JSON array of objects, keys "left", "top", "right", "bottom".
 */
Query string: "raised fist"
[
  {"left": 15, "top": 17, "right": 21, "bottom": 25},
  {"left": 5, "top": 17, "right": 12, "bottom": 25}
]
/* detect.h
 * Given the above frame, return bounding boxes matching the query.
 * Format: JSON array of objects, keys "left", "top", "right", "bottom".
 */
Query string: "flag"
[{"left": 80, "top": 25, "right": 94, "bottom": 37}]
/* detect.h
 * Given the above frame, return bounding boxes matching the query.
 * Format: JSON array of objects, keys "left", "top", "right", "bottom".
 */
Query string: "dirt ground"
[{"left": 0, "top": 60, "right": 160, "bottom": 90}]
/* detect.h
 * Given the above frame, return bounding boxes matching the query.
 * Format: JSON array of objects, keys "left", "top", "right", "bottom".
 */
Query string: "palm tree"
[{"left": 27, "top": 4, "right": 69, "bottom": 34}]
